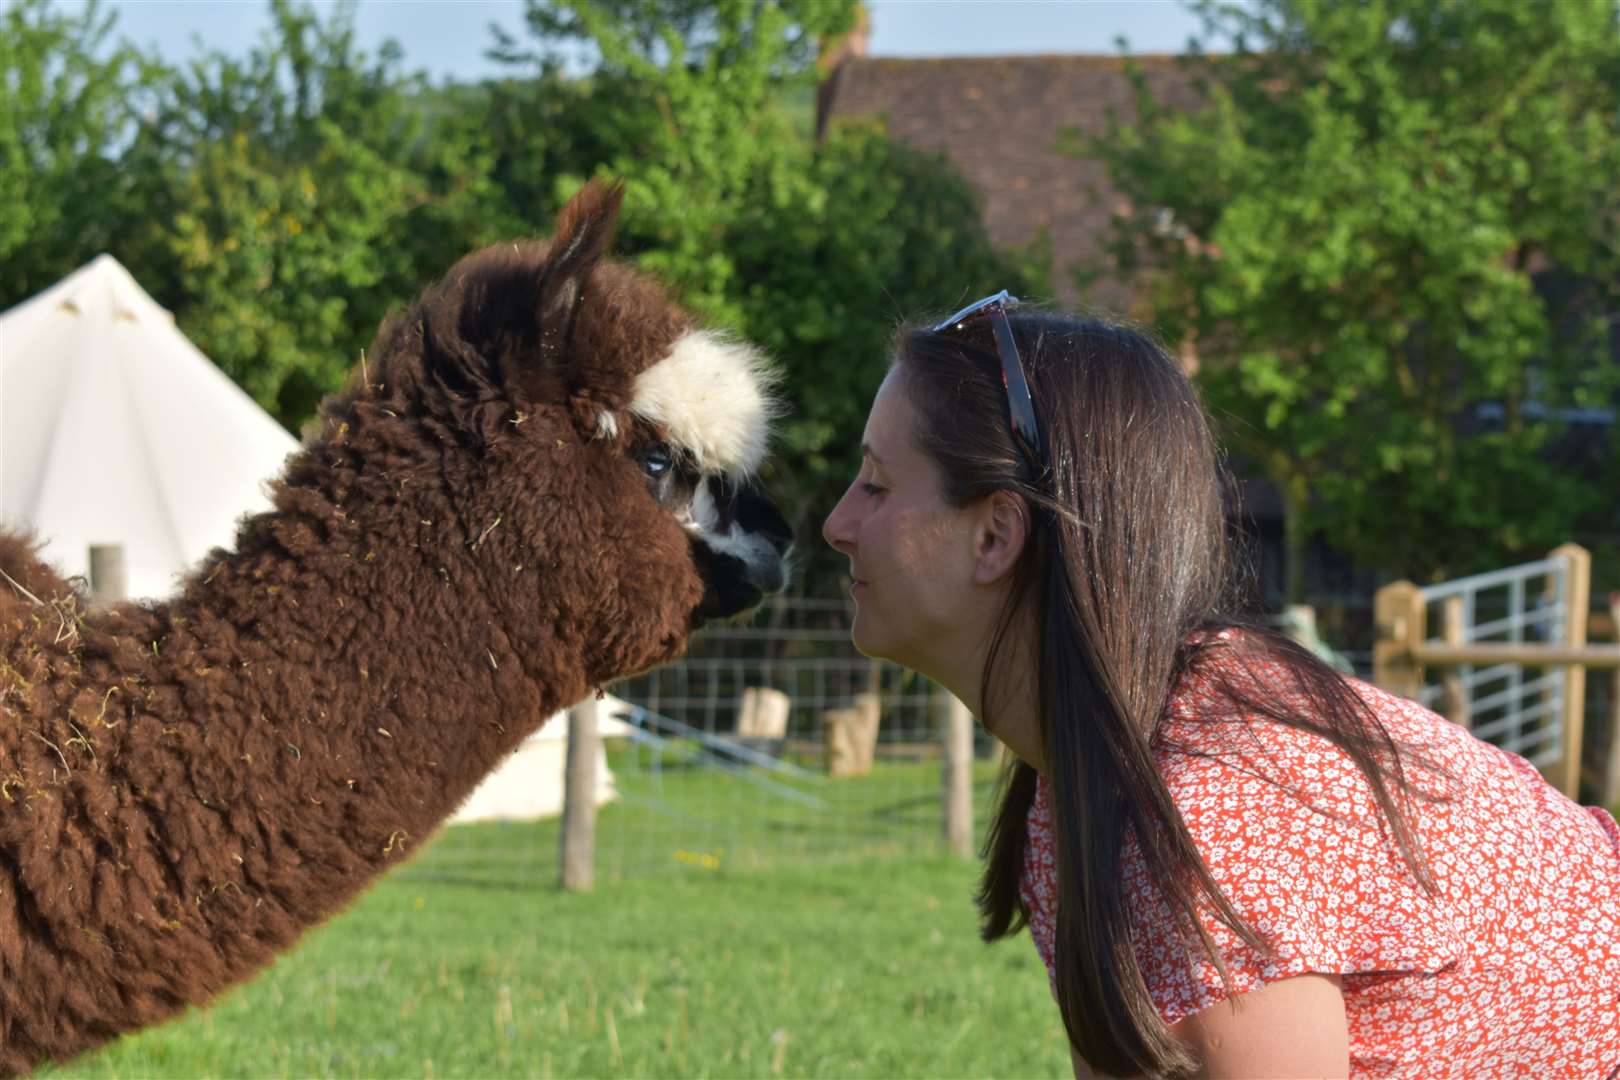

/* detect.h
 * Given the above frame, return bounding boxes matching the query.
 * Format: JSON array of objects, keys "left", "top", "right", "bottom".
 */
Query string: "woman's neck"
[{"left": 926, "top": 605, "right": 1046, "bottom": 773}]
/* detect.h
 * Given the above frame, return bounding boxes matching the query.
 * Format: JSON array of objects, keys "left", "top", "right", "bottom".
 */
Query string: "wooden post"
[
  {"left": 1605, "top": 592, "right": 1620, "bottom": 810},
  {"left": 559, "top": 698, "right": 600, "bottom": 892},
  {"left": 1281, "top": 603, "right": 1317, "bottom": 650},
  {"left": 942, "top": 692, "right": 974, "bottom": 858},
  {"left": 1439, "top": 596, "right": 1470, "bottom": 730},
  {"left": 737, "top": 687, "right": 790, "bottom": 739},
  {"left": 1549, "top": 544, "right": 1590, "bottom": 799},
  {"left": 1373, "top": 581, "right": 1426, "bottom": 700},
  {"left": 823, "top": 693, "right": 881, "bottom": 778},
  {"left": 88, "top": 544, "right": 126, "bottom": 604}
]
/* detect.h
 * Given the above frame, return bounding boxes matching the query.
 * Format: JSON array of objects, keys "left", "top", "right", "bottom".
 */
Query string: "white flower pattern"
[{"left": 1019, "top": 634, "right": 1620, "bottom": 1078}]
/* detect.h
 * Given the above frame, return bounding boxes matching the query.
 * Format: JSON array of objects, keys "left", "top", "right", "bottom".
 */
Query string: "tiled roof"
[{"left": 818, "top": 54, "right": 1204, "bottom": 311}]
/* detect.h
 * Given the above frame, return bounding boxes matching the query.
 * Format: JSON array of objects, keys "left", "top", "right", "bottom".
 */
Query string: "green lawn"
[
  {"left": 46, "top": 754, "right": 1070, "bottom": 1079},
  {"left": 419, "top": 743, "right": 1010, "bottom": 884},
  {"left": 38, "top": 742, "right": 1609, "bottom": 1078}
]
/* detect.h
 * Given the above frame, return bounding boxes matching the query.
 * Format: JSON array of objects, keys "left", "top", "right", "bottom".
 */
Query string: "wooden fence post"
[
  {"left": 737, "top": 687, "right": 790, "bottom": 739},
  {"left": 1373, "top": 581, "right": 1425, "bottom": 700},
  {"left": 1439, "top": 597, "right": 1470, "bottom": 730},
  {"left": 942, "top": 692, "right": 974, "bottom": 858},
  {"left": 88, "top": 544, "right": 126, "bottom": 604},
  {"left": 823, "top": 693, "right": 881, "bottom": 778},
  {"left": 1281, "top": 603, "right": 1316, "bottom": 650},
  {"left": 1549, "top": 543, "right": 1590, "bottom": 799},
  {"left": 559, "top": 698, "right": 600, "bottom": 892}
]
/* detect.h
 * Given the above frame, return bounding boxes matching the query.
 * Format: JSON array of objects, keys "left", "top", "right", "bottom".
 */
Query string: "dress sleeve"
[{"left": 1123, "top": 722, "right": 1465, "bottom": 1027}]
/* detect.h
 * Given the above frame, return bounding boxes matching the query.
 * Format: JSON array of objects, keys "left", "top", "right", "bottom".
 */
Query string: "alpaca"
[{"left": 0, "top": 181, "right": 792, "bottom": 1073}]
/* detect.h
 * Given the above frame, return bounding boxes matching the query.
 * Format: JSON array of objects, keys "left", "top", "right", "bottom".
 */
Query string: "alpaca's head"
[{"left": 321, "top": 181, "right": 791, "bottom": 678}]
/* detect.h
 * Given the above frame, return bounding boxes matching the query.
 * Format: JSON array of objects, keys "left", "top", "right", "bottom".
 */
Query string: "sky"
[{"left": 62, "top": 1, "right": 1214, "bottom": 84}]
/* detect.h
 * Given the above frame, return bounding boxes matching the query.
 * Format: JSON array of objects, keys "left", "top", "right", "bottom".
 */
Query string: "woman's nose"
[{"left": 822, "top": 490, "right": 855, "bottom": 554}]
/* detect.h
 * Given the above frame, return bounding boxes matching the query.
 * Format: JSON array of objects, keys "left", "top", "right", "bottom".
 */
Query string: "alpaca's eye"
[{"left": 642, "top": 445, "right": 674, "bottom": 477}]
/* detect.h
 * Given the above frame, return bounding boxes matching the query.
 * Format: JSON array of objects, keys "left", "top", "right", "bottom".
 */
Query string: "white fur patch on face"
[
  {"left": 629, "top": 330, "right": 780, "bottom": 477},
  {"left": 680, "top": 480, "right": 784, "bottom": 587},
  {"left": 594, "top": 410, "right": 619, "bottom": 441}
]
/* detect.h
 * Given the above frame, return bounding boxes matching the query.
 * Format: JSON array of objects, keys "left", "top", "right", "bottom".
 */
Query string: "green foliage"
[
  {"left": 118, "top": 0, "right": 506, "bottom": 426},
  {"left": 1094, "top": 0, "right": 1620, "bottom": 592},
  {"left": 734, "top": 121, "right": 1020, "bottom": 550},
  {"left": 493, "top": 0, "right": 853, "bottom": 76},
  {"left": 0, "top": 0, "right": 151, "bottom": 302}
]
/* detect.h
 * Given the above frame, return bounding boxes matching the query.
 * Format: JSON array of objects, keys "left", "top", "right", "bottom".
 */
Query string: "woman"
[{"left": 821, "top": 294, "right": 1620, "bottom": 1078}]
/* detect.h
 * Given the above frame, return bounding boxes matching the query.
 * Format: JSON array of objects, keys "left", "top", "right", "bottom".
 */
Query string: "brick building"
[{"left": 817, "top": 36, "right": 1200, "bottom": 313}]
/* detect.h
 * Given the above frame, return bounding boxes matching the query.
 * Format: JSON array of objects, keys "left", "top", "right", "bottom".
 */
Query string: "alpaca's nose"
[
  {"left": 707, "top": 481, "right": 790, "bottom": 597},
  {"left": 709, "top": 477, "right": 793, "bottom": 557},
  {"left": 736, "top": 487, "right": 793, "bottom": 556},
  {"left": 689, "top": 482, "right": 795, "bottom": 621}
]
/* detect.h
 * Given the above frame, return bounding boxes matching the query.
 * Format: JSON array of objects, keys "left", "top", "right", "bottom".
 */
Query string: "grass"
[
  {"left": 421, "top": 742, "right": 1011, "bottom": 883},
  {"left": 45, "top": 756, "right": 1070, "bottom": 1079},
  {"left": 38, "top": 744, "right": 1607, "bottom": 1077}
]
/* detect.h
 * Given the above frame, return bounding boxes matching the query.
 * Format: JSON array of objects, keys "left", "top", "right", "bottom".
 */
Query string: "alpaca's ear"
[{"left": 536, "top": 179, "right": 625, "bottom": 367}]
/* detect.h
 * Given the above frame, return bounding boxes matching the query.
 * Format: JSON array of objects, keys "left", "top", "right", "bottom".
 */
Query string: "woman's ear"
[{"left": 972, "top": 490, "right": 1030, "bottom": 586}]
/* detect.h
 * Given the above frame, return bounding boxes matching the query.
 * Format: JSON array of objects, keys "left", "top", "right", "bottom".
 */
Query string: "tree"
[
  {"left": 1094, "top": 0, "right": 1620, "bottom": 597},
  {"left": 119, "top": 0, "right": 504, "bottom": 427},
  {"left": 732, "top": 120, "right": 1031, "bottom": 554},
  {"left": 0, "top": 0, "right": 154, "bottom": 305}
]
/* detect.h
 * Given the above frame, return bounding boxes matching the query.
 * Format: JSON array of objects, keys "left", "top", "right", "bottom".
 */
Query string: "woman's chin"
[
  {"left": 849, "top": 628, "right": 881, "bottom": 661},
  {"left": 851, "top": 624, "right": 921, "bottom": 671},
  {"left": 848, "top": 616, "right": 891, "bottom": 664}
]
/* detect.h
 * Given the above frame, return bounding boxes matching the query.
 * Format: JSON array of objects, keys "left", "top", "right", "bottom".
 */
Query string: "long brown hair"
[{"left": 895, "top": 312, "right": 1439, "bottom": 1077}]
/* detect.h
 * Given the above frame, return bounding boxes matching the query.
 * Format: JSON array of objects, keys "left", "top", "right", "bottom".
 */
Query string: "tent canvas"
[
  {"left": 451, "top": 695, "right": 636, "bottom": 824},
  {"left": 1, "top": 255, "right": 299, "bottom": 600}
]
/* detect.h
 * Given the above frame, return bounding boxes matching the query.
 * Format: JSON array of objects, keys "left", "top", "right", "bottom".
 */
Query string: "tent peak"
[
  {"left": 60, "top": 254, "right": 176, "bottom": 327},
  {"left": 1, "top": 254, "right": 298, "bottom": 600}
]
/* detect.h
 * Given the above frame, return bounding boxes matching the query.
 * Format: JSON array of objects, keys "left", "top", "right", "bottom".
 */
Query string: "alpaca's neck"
[{"left": 95, "top": 464, "right": 591, "bottom": 941}]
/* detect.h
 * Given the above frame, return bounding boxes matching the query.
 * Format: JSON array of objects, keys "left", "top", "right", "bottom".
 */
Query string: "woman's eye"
[
  {"left": 643, "top": 445, "right": 674, "bottom": 477},
  {"left": 861, "top": 482, "right": 885, "bottom": 497}
]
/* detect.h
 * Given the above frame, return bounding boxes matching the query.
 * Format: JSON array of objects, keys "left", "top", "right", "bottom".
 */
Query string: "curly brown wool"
[{"left": 0, "top": 181, "right": 786, "bottom": 1073}]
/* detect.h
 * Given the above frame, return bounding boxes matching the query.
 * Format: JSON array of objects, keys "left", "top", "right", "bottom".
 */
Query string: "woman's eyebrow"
[{"left": 861, "top": 443, "right": 884, "bottom": 466}]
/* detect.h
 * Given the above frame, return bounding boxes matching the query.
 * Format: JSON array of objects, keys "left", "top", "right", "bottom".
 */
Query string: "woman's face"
[{"left": 822, "top": 369, "right": 981, "bottom": 674}]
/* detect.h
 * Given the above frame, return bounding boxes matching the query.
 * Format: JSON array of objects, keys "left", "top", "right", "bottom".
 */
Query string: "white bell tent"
[
  {"left": 451, "top": 695, "right": 635, "bottom": 823},
  {"left": 0, "top": 255, "right": 299, "bottom": 600}
]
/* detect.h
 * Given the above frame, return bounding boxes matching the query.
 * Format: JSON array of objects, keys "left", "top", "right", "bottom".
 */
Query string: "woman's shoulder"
[
  {"left": 1121, "top": 642, "right": 1476, "bottom": 1025},
  {"left": 1159, "top": 630, "right": 1478, "bottom": 795}
]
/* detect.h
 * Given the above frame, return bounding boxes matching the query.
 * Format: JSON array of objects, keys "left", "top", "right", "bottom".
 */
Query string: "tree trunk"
[{"left": 1277, "top": 469, "right": 1311, "bottom": 606}]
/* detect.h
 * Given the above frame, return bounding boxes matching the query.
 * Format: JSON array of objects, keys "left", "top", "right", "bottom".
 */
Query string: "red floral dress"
[{"left": 1020, "top": 637, "right": 1620, "bottom": 1077}]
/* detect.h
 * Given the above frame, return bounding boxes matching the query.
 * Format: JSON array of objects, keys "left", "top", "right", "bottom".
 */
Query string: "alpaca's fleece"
[{"left": 0, "top": 180, "right": 790, "bottom": 1074}]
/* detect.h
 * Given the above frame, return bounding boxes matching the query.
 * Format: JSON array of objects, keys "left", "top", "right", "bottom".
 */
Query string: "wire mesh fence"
[
  {"left": 407, "top": 598, "right": 1004, "bottom": 887},
  {"left": 410, "top": 578, "right": 1615, "bottom": 890}
]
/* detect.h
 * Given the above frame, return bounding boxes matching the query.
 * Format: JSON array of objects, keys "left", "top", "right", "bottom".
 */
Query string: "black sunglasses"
[{"left": 932, "top": 290, "right": 1044, "bottom": 470}]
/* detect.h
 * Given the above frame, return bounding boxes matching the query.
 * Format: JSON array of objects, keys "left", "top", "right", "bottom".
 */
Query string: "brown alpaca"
[{"left": 0, "top": 182, "right": 791, "bottom": 1073}]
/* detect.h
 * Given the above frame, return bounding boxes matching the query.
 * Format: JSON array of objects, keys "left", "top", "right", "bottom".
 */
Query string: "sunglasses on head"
[{"left": 932, "top": 290, "right": 1045, "bottom": 471}]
